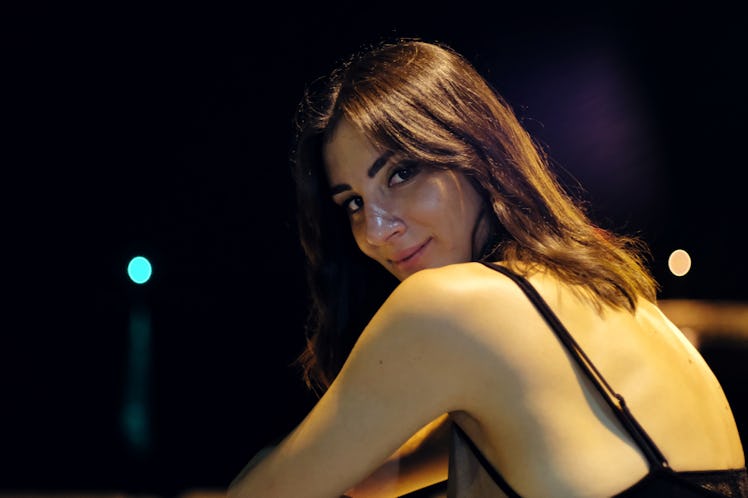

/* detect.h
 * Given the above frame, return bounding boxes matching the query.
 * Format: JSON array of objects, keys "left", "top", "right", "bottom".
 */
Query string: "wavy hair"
[{"left": 291, "top": 38, "right": 657, "bottom": 394}]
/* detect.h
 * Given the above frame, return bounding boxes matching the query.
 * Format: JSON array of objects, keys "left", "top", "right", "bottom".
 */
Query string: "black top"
[{"left": 445, "top": 262, "right": 748, "bottom": 497}]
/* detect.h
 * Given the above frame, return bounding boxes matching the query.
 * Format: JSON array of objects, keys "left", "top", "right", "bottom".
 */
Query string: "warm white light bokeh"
[{"left": 668, "top": 249, "right": 692, "bottom": 277}]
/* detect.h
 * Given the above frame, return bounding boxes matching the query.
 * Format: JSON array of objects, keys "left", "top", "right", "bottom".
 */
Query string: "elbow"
[
  {"left": 226, "top": 483, "right": 240, "bottom": 498},
  {"left": 226, "top": 481, "right": 245, "bottom": 498},
  {"left": 227, "top": 474, "right": 249, "bottom": 498}
]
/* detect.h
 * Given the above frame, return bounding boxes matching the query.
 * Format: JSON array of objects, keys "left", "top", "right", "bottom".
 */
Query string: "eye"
[
  {"left": 342, "top": 196, "right": 363, "bottom": 214},
  {"left": 388, "top": 161, "right": 420, "bottom": 186}
]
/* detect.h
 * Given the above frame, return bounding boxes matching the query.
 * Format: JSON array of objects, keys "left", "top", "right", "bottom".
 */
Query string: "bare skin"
[
  {"left": 229, "top": 263, "right": 744, "bottom": 497},
  {"left": 324, "top": 118, "right": 487, "bottom": 282},
  {"left": 228, "top": 120, "right": 744, "bottom": 497}
]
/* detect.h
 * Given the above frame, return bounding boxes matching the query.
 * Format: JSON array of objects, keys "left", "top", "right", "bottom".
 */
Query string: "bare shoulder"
[
  {"left": 336, "top": 261, "right": 535, "bottom": 416},
  {"left": 382, "top": 261, "right": 530, "bottom": 322},
  {"left": 357, "top": 262, "right": 538, "bottom": 372}
]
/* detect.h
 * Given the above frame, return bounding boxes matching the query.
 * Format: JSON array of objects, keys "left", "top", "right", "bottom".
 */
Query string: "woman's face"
[{"left": 323, "top": 118, "right": 486, "bottom": 281}]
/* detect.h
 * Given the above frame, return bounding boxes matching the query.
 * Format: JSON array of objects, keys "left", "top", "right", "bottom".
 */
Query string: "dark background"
[{"left": 4, "top": 3, "right": 746, "bottom": 496}]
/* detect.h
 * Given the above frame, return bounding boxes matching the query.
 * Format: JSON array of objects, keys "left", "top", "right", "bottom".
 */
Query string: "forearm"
[
  {"left": 344, "top": 413, "right": 451, "bottom": 498},
  {"left": 344, "top": 453, "right": 447, "bottom": 498},
  {"left": 229, "top": 411, "right": 452, "bottom": 496}
]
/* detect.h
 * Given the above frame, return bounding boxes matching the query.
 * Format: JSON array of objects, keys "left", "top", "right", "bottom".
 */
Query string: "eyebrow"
[{"left": 329, "top": 151, "right": 394, "bottom": 196}]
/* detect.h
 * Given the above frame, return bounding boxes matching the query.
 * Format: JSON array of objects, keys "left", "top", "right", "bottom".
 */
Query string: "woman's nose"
[{"left": 364, "top": 203, "right": 404, "bottom": 245}]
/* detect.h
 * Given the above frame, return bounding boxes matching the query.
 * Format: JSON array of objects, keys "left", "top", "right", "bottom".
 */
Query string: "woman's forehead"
[{"left": 323, "top": 119, "right": 382, "bottom": 177}]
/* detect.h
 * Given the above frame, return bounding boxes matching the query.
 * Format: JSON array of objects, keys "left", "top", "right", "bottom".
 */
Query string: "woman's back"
[
  {"left": 437, "top": 261, "right": 745, "bottom": 496},
  {"left": 229, "top": 38, "right": 746, "bottom": 498}
]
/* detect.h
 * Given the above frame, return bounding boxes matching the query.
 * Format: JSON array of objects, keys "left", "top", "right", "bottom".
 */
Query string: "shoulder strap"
[
  {"left": 480, "top": 261, "right": 672, "bottom": 471},
  {"left": 451, "top": 423, "right": 523, "bottom": 498}
]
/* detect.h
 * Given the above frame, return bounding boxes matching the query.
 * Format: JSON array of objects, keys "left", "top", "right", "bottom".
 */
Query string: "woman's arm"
[
  {"left": 230, "top": 415, "right": 450, "bottom": 498},
  {"left": 228, "top": 270, "right": 475, "bottom": 498},
  {"left": 343, "top": 413, "right": 451, "bottom": 497},
  {"left": 229, "top": 442, "right": 279, "bottom": 491}
]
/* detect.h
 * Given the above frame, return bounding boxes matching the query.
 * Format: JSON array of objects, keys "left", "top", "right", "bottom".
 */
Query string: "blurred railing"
[{"left": 658, "top": 299, "right": 748, "bottom": 347}]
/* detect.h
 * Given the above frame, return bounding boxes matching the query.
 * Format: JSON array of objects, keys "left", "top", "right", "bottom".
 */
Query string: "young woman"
[{"left": 229, "top": 38, "right": 747, "bottom": 497}]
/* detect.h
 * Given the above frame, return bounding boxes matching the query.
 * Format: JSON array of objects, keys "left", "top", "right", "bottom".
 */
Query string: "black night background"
[{"left": 4, "top": 3, "right": 746, "bottom": 496}]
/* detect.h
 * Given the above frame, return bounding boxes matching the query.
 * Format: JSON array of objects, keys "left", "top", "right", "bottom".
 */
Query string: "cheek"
[
  {"left": 350, "top": 225, "right": 365, "bottom": 249},
  {"left": 349, "top": 223, "right": 379, "bottom": 258},
  {"left": 411, "top": 176, "right": 480, "bottom": 229},
  {"left": 430, "top": 176, "right": 484, "bottom": 255},
  {"left": 403, "top": 180, "right": 451, "bottom": 219}
]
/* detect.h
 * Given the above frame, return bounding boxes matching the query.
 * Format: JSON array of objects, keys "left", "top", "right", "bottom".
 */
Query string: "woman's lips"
[{"left": 391, "top": 238, "right": 432, "bottom": 272}]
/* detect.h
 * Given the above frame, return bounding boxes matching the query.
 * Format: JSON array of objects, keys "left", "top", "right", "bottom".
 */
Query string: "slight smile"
[{"left": 390, "top": 238, "right": 433, "bottom": 275}]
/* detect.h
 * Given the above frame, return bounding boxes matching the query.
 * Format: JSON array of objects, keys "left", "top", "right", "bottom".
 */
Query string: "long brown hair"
[{"left": 291, "top": 38, "right": 657, "bottom": 394}]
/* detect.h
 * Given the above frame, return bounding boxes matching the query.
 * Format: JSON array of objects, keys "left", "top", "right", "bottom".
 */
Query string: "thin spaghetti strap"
[
  {"left": 452, "top": 423, "right": 523, "bottom": 498},
  {"left": 480, "top": 261, "right": 671, "bottom": 471}
]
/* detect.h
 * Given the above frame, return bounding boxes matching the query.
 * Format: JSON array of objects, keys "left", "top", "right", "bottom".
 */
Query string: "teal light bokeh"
[{"left": 127, "top": 256, "right": 152, "bottom": 284}]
